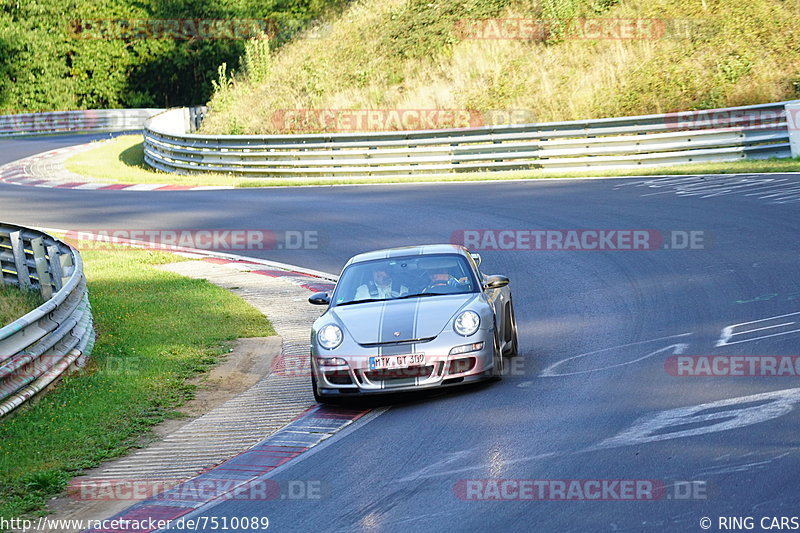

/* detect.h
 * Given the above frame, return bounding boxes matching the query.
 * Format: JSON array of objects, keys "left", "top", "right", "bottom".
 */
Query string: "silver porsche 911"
[{"left": 307, "top": 244, "right": 518, "bottom": 402}]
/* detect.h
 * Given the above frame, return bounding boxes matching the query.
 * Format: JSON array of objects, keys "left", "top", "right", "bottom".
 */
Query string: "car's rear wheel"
[{"left": 503, "top": 299, "right": 519, "bottom": 358}]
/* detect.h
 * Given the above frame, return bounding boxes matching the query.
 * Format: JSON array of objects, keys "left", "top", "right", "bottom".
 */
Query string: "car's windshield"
[{"left": 331, "top": 253, "right": 478, "bottom": 306}]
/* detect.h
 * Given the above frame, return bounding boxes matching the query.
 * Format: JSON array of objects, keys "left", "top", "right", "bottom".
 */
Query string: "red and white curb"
[
  {"left": 76, "top": 252, "right": 374, "bottom": 533},
  {"left": 28, "top": 229, "right": 384, "bottom": 533},
  {"left": 0, "top": 142, "right": 233, "bottom": 191},
  {"left": 84, "top": 405, "right": 373, "bottom": 533}
]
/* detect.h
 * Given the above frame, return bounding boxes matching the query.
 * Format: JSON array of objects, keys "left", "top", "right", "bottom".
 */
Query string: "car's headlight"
[
  {"left": 318, "top": 324, "right": 343, "bottom": 349},
  {"left": 453, "top": 310, "right": 480, "bottom": 336}
]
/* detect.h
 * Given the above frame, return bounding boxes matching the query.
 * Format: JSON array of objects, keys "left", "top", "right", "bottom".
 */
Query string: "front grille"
[
  {"left": 324, "top": 370, "right": 353, "bottom": 385},
  {"left": 364, "top": 365, "right": 435, "bottom": 381},
  {"left": 360, "top": 337, "right": 436, "bottom": 347}
]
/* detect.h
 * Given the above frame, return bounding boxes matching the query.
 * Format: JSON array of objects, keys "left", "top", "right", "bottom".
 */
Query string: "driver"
[
  {"left": 355, "top": 267, "right": 408, "bottom": 300},
  {"left": 424, "top": 268, "right": 468, "bottom": 292}
]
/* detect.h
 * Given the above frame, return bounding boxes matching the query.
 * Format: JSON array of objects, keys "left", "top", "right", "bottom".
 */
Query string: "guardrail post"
[
  {"left": 46, "top": 244, "right": 65, "bottom": 292},
  {"left": 30, "top": 237, "right": 53, "bottom": 299},
  {"left": 182, "top": 108, "right": 191, "bottom": 133},
  {"left": 9, "top": 231, "right": 31, "bottom": 288},
  {"left": 188, "top": 106, "right": 206, "bottom": 132},
  {"left": 787, "top": 103, "right": 800, "bottom": 158},
  {"left": 60, "top": 249, "right": 74, "bottom": 276}
]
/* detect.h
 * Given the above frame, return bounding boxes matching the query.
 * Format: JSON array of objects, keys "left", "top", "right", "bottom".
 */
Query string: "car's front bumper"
[{"left": 311, "top": 329, "right": 496, "bottom": 397}]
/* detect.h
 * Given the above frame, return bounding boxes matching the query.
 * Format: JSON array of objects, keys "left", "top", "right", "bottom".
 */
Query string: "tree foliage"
[{"left": 0, "top": 0, "right": 345, "bottom": 111}]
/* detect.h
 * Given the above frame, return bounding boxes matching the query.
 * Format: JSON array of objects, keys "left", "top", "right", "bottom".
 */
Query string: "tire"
[
  {"left": 312, "top": 369, "right": 344, "bottom": 405},
  {"left": 491, "top": 326, "right": 504, "bottom": 381},
  {"left": 312, "top": 371, "right": 322, "bottom": 403},
  {"left": 503, "top": 299, "right": 519, "bottom": 358}
]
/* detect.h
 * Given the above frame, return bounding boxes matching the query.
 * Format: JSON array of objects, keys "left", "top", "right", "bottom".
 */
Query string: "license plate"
[{"left": 369, "top": 353, "right": 425, "bottom": 370}]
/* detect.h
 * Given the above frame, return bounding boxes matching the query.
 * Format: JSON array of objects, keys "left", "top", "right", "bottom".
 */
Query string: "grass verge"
[
  {"left": 0, "top": 286, "right": 42, "bottom": 327},
  {"left": 64, "top": 135, "right": 241, "bottom": 187},
  {"left": 65, "top": 135, "right": 800, "bottom": 188},
  {"left": 0, "top": 247, "right": 274, "bottom": 522}
]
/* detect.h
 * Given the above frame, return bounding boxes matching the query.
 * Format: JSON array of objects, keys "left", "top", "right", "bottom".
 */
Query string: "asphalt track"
[{"left": 2, "top": 134, "right": 800, "bottom": 532}]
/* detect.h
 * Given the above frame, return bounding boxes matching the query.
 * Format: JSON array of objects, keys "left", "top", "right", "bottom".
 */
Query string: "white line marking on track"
[
  {"left": 594, "top": 388, "right": 800, "bottom": 449},
  {"left": 536, "top": 333, "right": 692, "bottom": 378},
  {"left": 621, "top": 175, "right": 800, "bottom": 204},
  {"left": 394, "top": 388, "right": 800, "bottom": 482},
  {"left": 716, "top": 311, "right": 800, "bottom": 347}
]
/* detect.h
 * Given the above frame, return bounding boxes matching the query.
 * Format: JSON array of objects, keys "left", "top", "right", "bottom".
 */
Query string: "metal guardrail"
[
  {"left": 0, "top": 224, "right": 95, "bottom": 417},
  {"left": 0, "top": 108, "right": 164, "bottom": 137},
  {"left": 143, "top": 101, "right": 799, "bottom": 178}
]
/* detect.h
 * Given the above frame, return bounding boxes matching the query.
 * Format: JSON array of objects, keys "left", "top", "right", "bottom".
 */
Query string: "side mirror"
[
  {"left": 470, "top": 253, "right": 482, "bottom": 267},
  {"left": 308, "top": 292, "right": 331, "bottom": 305},
  {"left": 483, "top": 275, "right": 509, "bottom": 290}
]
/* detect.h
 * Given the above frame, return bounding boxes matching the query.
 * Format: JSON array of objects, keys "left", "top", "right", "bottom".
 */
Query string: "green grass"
[
  {"left": 65, "top": 135, "right": 800, "bottom": 188},
  {"left": 0, "top": 286, "right": 42, "bottom": 327},
  {"left": 0, "top": 247, "right": 274, "bottom": 521},
  {"left": 64, "top": 135, "right": 243, "bottom": 187}
]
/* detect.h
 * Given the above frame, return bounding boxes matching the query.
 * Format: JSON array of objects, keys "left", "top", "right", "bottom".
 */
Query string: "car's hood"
[{"left": 331, "top": 293, "right": 478, "bottom": 345}]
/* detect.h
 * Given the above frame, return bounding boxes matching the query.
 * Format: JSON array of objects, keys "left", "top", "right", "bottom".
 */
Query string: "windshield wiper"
[
  {"left": 394, "top": 292, "right": 451, "bottom": 299},
  {"left": 338, "top": 293, "right": 459, "bottom": 306},
  {"left": 335, "top": 298, "right": 386, "bottom": 307}
]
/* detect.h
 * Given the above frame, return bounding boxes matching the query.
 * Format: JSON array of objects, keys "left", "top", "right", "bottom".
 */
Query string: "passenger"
[{"left": 355, "top": 267, "right": 408, "bottom": 300}]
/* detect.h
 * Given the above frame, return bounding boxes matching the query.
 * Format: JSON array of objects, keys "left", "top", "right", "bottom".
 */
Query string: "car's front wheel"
[
  {"left": 503, "top": 299, "right": 519, "bottom": 358},
  {"left": 491, "top": 326, "right": 504, "bottom": 380},
  {"left": 312, "top": 371, "right": 323, "bottom": 403},
  {"left": 312, "top": 368, "right": 345, "bottom": 405}
]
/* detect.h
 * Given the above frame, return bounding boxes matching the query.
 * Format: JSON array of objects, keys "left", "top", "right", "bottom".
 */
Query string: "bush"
[{"left": 0, "top": 0, "right": 347, "bottom": 112}]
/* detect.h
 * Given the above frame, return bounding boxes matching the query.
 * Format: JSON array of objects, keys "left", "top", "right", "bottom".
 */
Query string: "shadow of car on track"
[{"left": 317, "top": 379, "right": 500, "bottom": 410}]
